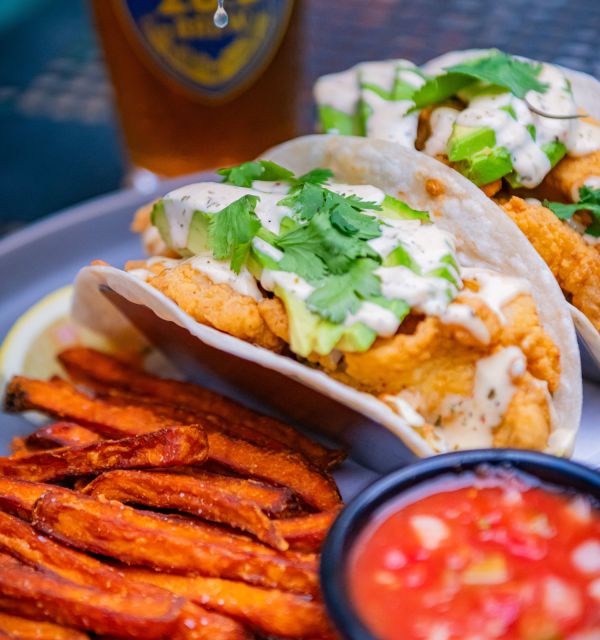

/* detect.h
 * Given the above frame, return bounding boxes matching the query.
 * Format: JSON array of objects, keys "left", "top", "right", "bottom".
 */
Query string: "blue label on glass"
[{"left": 120, "top": 0, "right": 293, "bottom": 101}]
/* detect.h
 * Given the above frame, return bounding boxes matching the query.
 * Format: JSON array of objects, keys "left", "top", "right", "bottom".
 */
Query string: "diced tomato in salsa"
[{"left": 349, "top": 470, "right": 600, "bottom": 639}]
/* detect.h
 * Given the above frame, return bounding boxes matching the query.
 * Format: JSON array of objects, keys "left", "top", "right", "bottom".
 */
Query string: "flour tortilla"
[{"left": 73, "top": 135, "right": 582, "bottom": 457}]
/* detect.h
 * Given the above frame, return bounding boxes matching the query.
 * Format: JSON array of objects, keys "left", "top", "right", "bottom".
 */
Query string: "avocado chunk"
[
  {"left": 151, "top": 201, "right": 174, "bottom": 251},
  {"left": 448, "top": 125, "right": 497, "bottom": 162},
  {"left": 318, "top": 105, "right": 361, "bottom": 136},
  {"left": 277, "top": 287, "right": 322, "bottom": 358},
  {"left": 457, "top": 146, "right": 513, "bottom": 186},
  {"left": 336, "top": 322, "right": 377, "bottom": 353},
  {"left": 542, "top": 140, "right": 567, "bottom": 168},
  {"left": 381, "top": 195, "right": 430, "bottom": 221},
  {"left": 384, "top": 244, "right": 421, "bottom": 272},
  {"left": 187, "top": 210, "right": 211, "bottom": 255}
]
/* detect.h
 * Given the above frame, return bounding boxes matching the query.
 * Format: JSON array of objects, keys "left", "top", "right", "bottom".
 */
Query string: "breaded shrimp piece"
[
  {"left": 144, "top": 263, "right": 283, "bottom": 351},
  {"left": 493, "top": 374, "right": 551, "bottom": 449},
  {"left": 538, "top": 148, "right": 600, "bottom": 202},
  {"left": 500, "top": 196, "right": 600, "bottom": 333}
]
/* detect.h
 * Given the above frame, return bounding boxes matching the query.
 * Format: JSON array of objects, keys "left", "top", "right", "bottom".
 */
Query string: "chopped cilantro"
[
  {"left": 275, "top": 210, "right": 379, "bottom": 281},
  {"left": 207, "top": 195, "right": 261, "bottom": 272},
  {"left": 218, "top": 161, "right": 333, "bottom": 189},
  {"left": 307, "top": 259, "right": 381, "bottom": 323},
  {"left": 412, "top": 50, "right": 548, "bottom": 110},
  {"left": 544, "top": 186, "right": 600, "bottom": 237},
  {"left": 217, "top": 160, "right": 294, "bottom": 187}
]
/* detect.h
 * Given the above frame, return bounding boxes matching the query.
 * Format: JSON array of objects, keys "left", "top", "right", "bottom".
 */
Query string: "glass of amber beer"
[{"left": 91, "top": 0, "right": 304, "bottom": 177}]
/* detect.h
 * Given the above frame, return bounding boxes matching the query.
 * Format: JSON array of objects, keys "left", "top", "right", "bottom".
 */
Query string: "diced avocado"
[
  {"left": 370, "top": 296, "right": 410, "bottom": 322},
  {"left": 187, "top": 210, "right": 211, "bottom": 255},
  {"left": 336, "top": 322, "right": 377, "bottom": 352},
  {"left": 276, "top": 287, "right": 321, "bottom": 358},
  {"left": 314, "top": 321, "right": 346, "bottom": 356},
  {"left": 426, "top": 265, "right": 460, "bottom": 288},
  {"left": 384, "top": 244, "right": 421, "bottom": 272},
  {"left": 542, "top": 140, "right": 567, "bottom": 168},
  {"left": 448, "top": 125, "right": 497, "bottom": 162},
  {"left": 318, "top": 105, "right": 360, "bottom": 136},
  {"left": 457, "top": 146, "right": 513, "bottom": 186},
  {"left": 150, "top": 201, "right": 174, "bottom": 249},
  {"left": 381, "top": 195, "right": 430, "bottom": 221}
]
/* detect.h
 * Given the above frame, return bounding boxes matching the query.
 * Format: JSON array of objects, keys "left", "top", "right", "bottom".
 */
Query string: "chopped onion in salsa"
[{"left": 349, "top": 468, "right": 600, "bottom": 639}]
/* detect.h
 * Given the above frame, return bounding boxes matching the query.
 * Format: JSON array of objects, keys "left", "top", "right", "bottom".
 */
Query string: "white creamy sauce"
[
  {"left": 424, "top": 107, "right": 459, "bottom": 157},
  {"left": 382, "top": 394, "right": 426, "bottom": 427},
  {"left": 344, "top": 301, "right": 399, "bottom": 336},
  {"left": 358, "top": 61, "right": 421, "bottom": 148},
  {"left": 252, "top": 237, "right": 283, "bottom": 262},
  {"left": 462, "top": 267, "right": 529, "bottom": 322},
  {"left": 325, "top": 182, "right": 386, "bottom": 205},
  {"left": 440, "top": 303, "right": 490, "bottom": 344},
  {"left": 251, "top": 180, "right": 291, "bottom": 194},
  {"left": 189, "top": 256, "right": 262, "bottom": 301},
  {"left": 261, "top": 270, "right": 315, "bottom": 301},
  {"left": 440, "top": 346, "right": 527, "bottom": 450},
  {"left": 163, "top": 182, "right": 294, "bottom": 247},
  {"left": 313, "top": 67, "right": 359, "bottom": 115},
  {"left": 376, "top": 266, "right": 455, "bottom": 316},
  {"left": 570, "top": 122, "right": 600, "bottom": 157}
]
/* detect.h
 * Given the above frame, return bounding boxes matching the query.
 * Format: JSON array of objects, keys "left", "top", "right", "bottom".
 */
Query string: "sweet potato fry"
[
  {"left": 0, "top": 612, "right": 89, "bottom": 640},
  {"left": 168, "top": 469, "right": 292, "bottom": 514},
  {"left": 0, "top": 557, "right": 181, "bottom": 639},
  {"left": 274, "top": 509, "right": 341, "bottom": 552},
  {"left": 0, "top": 426, "right": 208, "bottom": 482},
  {"left": 4, "top": 377, "right": 173, "bottom": 437},
  {"left": 124, "top": 568, "right": 334, "bottom": 639},
  {"left": 84, "top": 470, "right": 288, "bottom": 550},
  {"left": 0, "top": 477, "right": 48, "bottom": 520},
  {"left": 205, "top": 431, "right": 341, "bottom": 511},
  {"left": 27, "top": 422, "right": 101, "bottom": 449},
  {"left": 59, "top": 347, "right": 344, "bottom": 468},
  {"left": 33, "top": 488, "right": 319, "bottom": 595},
  {"left": 5, "top": 378, "right": 341, "bottom": 510},
  {"left": 173, "top": 603, "right": 250, "bottom": 640},
  {"left": 0, "top": 511, "right": 185, "bottom": 616}
]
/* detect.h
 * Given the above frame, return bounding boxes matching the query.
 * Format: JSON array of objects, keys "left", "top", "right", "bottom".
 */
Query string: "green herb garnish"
[
  {"left": 412, "top": 50, "right": 548, "bottom": 109},
  {"left": 207, "top": 195, "right": 261, "bottom": 272},
  {"left": 544, "top": 186, "right": 600, "bottom": 237},
  {"left": 218, "top": 160, "right": 333, "bottom": 188}
]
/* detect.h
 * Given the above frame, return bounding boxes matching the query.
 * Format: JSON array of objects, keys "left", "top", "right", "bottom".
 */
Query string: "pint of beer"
[{"left": 92, "top": 0, "right": 303, "bottom": 176}]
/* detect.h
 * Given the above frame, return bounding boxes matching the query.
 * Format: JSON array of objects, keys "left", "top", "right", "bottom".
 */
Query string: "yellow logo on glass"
[{"left": 121, "top": 0, "right": 293, "bottom": 101}]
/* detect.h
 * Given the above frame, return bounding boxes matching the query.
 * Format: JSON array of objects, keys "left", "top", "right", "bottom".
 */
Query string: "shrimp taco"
[
  {"left": 314, "top": 49, "right": 600, "bottom": 361},
  {"left": 73, "top": 136, "right": 581, "bottom": 458}
]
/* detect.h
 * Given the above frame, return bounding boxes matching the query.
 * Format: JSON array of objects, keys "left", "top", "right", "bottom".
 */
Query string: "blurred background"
[{"left": 1, "top": 0, "right": 599, "bottom": 236}]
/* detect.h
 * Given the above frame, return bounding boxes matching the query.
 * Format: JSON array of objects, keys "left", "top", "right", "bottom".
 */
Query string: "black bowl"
[{"left": 320, "top": 449, "right": 600, "bottom": 640}]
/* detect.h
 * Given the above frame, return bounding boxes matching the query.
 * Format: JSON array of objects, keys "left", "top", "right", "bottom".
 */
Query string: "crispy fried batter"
[
  {"left": 539, "top": 148, "right": 600, "bottom": 202},
  {"left": 500, "top": 195, "right": 600, "bottom": 333},
  {"left": 144, "top": 263, "right": 283, "bottom": 350}
]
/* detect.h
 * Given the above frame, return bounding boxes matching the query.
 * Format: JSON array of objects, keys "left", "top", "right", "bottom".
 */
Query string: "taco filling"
[
  {"left": 128, "top": 160, "right": 562, "bottom": 454},
  {"left": 314, "top": 50, "right": 600, "bottom": 333}
]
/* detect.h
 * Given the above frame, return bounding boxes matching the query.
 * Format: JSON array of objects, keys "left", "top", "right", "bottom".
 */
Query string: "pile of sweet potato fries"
[{"left": 0, "top": 347, "right": 346, "bottom": 639}]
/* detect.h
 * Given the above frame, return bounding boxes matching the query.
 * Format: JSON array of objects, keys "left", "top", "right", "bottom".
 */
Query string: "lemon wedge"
[{"left": 0, "top": 285, "right": 180, "bottom": 417}]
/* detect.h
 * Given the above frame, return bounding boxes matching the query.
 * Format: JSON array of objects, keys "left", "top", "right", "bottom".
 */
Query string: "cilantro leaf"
[
  {"left": 275, "top": 210, "right": 379, "bottom": 279},
  {"left": 278, "top": 183, "right": 326, "bottom": 220},
  {"left": 278, "top": 183, "right": 382, "bottom": 239},
  {"left": 218, "top": 160, "right": 294, "bottom": 187},
  {"left": 412, "top": 50, "right": 548, "bottom": 110},
  {"left": 411, "top": 73, "right": 474, "bottom": 110},
  {"left": 544, "top": 186, "right": 600, "bottom": 236},
  {"left": 307, "top": 259, "right": 381, "bottom": 323},
  {"left": 295, "top": 168, "right": 334, "bottom": 185},
  {"left": 207, "top": 195, "right": 261, "bottom": 273},
  {"left": 446, "top": 51, "right": 547, "bottom": 98}
]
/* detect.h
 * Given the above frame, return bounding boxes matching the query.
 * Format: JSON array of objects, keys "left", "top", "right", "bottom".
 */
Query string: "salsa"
[{"left": 349, "top": 468, "right": 600, "bottom": 639}]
